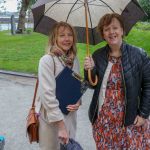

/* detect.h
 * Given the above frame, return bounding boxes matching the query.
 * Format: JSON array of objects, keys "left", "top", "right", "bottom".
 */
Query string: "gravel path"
[{"left": 0, "top": 73, "right": 96, "bottom": 150}]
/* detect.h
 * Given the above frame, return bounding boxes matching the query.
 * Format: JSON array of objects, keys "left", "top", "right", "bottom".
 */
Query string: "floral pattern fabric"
[{"left": 93, "top": 56, "right": 150, "bottom": 150}]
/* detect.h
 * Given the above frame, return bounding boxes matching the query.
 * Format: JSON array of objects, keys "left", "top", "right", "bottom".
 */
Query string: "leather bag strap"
[
  {"left": 31, "top": 79, "right": 38, "bottom": 108},
  {"left": 31, "top": 54, "right": 56, "bottom": 108}
]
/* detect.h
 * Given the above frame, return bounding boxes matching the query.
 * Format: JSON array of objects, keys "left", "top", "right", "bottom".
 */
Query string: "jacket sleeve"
[
  {"left": 38, "top": 55, "right": 64, "bottom": 123},
  {"left": 139, "top": 50, "right": 150, "bottom": 118}
]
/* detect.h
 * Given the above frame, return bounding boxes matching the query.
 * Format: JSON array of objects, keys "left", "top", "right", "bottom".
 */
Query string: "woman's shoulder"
[
  {"left": 93, "top": 45, "right": 107, "bottom": 58},
  {"left": 40, "top": 54, "right": 55, "bottom": 63},
  {"left": 125, "top": 43, "right": 147, "bottom": 56}
]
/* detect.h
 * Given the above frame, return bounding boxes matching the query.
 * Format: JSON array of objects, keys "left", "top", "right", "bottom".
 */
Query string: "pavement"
[{"left": 0, "top": 72, "right": 96, "bottom": 150}]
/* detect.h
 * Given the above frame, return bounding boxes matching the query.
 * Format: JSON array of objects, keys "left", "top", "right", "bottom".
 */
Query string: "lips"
[{"left": 62, "top": 43, "right": 72, "bottom": 47}]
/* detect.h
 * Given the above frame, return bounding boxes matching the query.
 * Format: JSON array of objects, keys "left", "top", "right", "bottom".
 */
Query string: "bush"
[{"left": 139, "top": 0, "right": 150, "bottom": 21}]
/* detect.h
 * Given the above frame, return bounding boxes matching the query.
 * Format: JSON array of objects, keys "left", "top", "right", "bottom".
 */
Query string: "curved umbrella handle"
[{"left": 88, "top": 69, "right": 98, "bottom": 86}]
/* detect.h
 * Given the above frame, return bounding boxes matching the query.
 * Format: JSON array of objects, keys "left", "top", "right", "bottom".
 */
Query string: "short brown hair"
[{"left": 97, "top": 13, "right": 125, "bottom": 38}]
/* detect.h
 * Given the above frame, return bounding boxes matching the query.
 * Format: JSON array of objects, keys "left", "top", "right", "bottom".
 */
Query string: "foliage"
[
  {"left": 28, "top": 0, "right": 37, "bottom": 8},
  {"left": 0, "top": 0, "right": 6, "bottom": 5},
  {"left": 16, "top": 0, "right": 37, "bottom": 32},
  {"left": 0, "top": 0, "right": 6, "bottom": 12},
  {"left": 17, "top": 0, "right": 37, "bottom": 10},
  {"left": 139, "top": 0, "right": 150, "bottom": 20},
  {"left": 134, "top": 21, "right": 150, "bottom": 30},
  {"left": 0, "top": 22, "right": 150, "bottom": 76}
]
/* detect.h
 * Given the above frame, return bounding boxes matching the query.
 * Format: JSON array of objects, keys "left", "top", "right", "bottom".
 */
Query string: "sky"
[{"left": 2, "top": 0, "right": 18, "bottom": 12}]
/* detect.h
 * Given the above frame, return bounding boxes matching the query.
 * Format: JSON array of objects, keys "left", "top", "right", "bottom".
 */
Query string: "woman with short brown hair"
[{"left": 84, "top": 13, "right": 150, "bottom": 149}]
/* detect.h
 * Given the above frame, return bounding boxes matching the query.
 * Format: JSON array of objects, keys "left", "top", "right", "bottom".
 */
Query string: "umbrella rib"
[
  {"left": 56, "top": 3, "right": 82, "bottom": 4},
  {"left": 34, "top": 0, "right": 62, "bottom": 30},
  {"left": 86, "top": 0, "right": 108, "bottom": 7},
  {"left": 98, "top": 0, "right": 115, "bottom": 12},
  {"left": 86, "top": 4, "right": 109, "bottom": 7},
  {"left": 71, "top": 4, "right": 84, "bottom": 13},
  {"left": 132, "top": 0, "right": 145, "bottom": 13},
  {"left": 66, "top": 0, "right": 79, "bottom": 22},
  {"left": 44, "top": 0, "right": 62, "bottom": 14}
]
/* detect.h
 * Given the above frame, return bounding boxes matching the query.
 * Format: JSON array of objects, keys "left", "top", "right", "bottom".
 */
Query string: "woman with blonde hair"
[{"left": 37, "top": 21, "right": 81, "bottom": 150}]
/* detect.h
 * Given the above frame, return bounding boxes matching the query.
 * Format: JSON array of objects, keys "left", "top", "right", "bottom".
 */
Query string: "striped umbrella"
[
  {"left": 31, "top": 0, "right": 146, "bottom": 85},
  {"left": 31, "top": 0, "right": 146, "bottom": 45}
]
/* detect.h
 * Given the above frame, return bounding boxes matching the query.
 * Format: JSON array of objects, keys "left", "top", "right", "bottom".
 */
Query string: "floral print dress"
[{"left": 93, "top": 56, "right": 150, "bottom": 150}]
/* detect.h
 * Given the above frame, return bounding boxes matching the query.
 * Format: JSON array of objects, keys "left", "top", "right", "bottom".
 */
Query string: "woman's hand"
[
  {"left": 84, "top": 56, "right": 95, "bottom": 70},
  {"left": 66, "top": 100, "right": 81, "bottom": 112},
  {"left": 55, "top": 120, "right": 69, "bottom": 144},
  {"left": 134, "top": 115, "right": 146, "bottom": 127}
]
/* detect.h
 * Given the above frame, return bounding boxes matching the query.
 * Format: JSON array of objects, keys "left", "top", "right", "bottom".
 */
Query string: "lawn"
[{"left": 0, "top": 22, "right": 150, "bottom": 76}]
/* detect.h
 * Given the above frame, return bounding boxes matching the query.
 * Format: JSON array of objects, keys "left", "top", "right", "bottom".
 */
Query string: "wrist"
[{"left": 138, "top": 110, "right": 148, "bottom": 119}]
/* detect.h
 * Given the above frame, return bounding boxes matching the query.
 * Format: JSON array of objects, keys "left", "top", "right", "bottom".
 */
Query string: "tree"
[
  {"left": 0, "top": 0, "right": 6, "bottom": 3},
  {"left": 16, "top": 0, "right": 37, "bottom": 33},
  {"left": 0, "top": 0, "right": 6, "bottom": 13},
  {"left": 139, "top": 0, "right": 150, "bottom": 20}
]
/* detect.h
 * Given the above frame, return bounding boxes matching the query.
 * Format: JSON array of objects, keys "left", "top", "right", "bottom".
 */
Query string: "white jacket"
[{"left": 36, "top": 54, "right": 80, "bottom": 123}]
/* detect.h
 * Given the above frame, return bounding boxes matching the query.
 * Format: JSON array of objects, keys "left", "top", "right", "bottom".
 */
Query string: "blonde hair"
[
  {"left": 48, "top": 21, "right": 77, "bottom": 57},
  {"left": 97, "top": 13, "right": 125, "bottom": 38}
]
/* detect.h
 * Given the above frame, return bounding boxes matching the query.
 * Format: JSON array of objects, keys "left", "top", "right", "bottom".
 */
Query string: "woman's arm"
[{"left": 38, "top": 55, "right": 64, "bottom": 123}]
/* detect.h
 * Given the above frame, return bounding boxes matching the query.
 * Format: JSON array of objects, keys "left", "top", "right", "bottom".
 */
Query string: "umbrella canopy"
[{"left": 31, "top": 0, "right": 146, "bottom": 45}]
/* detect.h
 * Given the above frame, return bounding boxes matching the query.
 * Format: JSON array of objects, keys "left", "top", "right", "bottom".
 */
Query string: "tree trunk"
[{"left": 16, "top": 0, "right": 30, "bottom": 33}]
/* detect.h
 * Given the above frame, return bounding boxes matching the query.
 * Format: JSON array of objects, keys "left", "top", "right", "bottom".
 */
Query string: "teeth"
[{"left": 110, "top": 36, "right": 116, "bottom": 39}]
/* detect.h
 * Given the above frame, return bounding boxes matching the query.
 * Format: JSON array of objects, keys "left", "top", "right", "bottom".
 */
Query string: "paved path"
[{"left": 0, "top": 73, "right": 96, "bottom": 150}]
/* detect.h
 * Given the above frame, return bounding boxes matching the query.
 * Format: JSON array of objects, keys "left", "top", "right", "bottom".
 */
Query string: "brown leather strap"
[
  {"left": 31, "top": 54, "right": 56, "bottom": 107},
  {"left": 32, "top": 79, "right": 38, "bottom": 108},
  {"left": 51, "top": 55, "right": 56, "bottom": 76}
]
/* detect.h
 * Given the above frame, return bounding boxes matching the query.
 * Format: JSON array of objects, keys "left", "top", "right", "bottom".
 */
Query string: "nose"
[
  {"left": 109, "top": 28, "right": 114, "bottom": 34},
  {"left": 64, "top": 35, "right": 70, "bottom": 41}
]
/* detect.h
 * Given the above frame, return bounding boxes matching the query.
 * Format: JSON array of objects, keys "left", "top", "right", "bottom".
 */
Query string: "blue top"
[{"left": 0, "top": 136, "right": 5, "bottom": 141}]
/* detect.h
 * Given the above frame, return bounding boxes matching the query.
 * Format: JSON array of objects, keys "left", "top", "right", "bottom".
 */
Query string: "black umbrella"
[
  {"left": 31, "top": 0, "right": 146, "bottom": 85},
  {"left": 32, "top": 0, "right": 146, "bottom": 45}
]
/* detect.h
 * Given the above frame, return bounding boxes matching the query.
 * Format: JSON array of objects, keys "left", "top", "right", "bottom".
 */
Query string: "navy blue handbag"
[
  {"left": 60, "top": 138, "right": 83, "bottom": 150},
  {"left": 56, "top": 66, "right": 88, "bottom": 115}
]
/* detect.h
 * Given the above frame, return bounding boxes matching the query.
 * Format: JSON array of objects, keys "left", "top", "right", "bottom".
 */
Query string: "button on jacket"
[{"left": 86, "top": 42, "right": 150, "bottom": 126}]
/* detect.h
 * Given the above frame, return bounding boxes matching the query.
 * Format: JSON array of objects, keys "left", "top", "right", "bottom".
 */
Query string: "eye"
[
  {"left": 59, "top": 34, "right": 65, "bottom": 37},
  {"left": 103, "top": 28, "right": 109, "bottom": 32},
  {"left": 68, "top": 33, "right": 73, "bottom": 37},
  {"left": 113, "top": 26, "right": 118, "bottom": 30}
]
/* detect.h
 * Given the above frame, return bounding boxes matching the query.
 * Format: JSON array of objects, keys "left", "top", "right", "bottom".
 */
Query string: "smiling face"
[
  {"left": 103, "top": 18, "right": 123, "bottom": 47},
  {"left": 56, "top": 26, "right": 74, "bottom": 53}
]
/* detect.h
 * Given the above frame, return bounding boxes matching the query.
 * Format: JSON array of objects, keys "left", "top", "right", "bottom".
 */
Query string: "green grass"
[
  {"left": 0, "top": 31, "right": 47, "bottom": 73},
  {"left": 0, "top": 22, "right": 150, "bottom": 76}
]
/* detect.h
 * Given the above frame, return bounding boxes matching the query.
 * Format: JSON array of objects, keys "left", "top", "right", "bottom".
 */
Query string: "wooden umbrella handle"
[
  {"left": 84, "top": 0, "right": 98, "bottom": 86},
  {"left": 88, "top": 69, "right": 98, "bottom": 86}
]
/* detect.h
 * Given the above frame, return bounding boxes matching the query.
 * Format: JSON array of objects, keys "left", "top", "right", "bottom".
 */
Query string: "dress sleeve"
[{"left": 38, "top": 55, "right": 64, "bottom": 123}]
